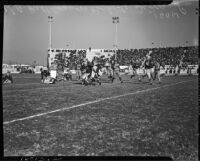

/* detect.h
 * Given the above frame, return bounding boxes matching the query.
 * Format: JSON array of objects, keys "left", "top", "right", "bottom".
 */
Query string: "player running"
[
  {"left": 142, "top": 51, "right": 155, "bottom": 85},
  {"left": 153, "top": 61, "right": 165, "bottom": 84},
  {"left": 81, "top": 58, "right": 93, "bottom": 85},
  {"left": 111, "top": 60, "right": 123, "bottom": 83},
  {"left": 131, "top": 58, "right": 144, "bottom": 82},
  {"left": 81, "top": 47, "right": 94, "bottom": 85},
  {"left": 76, "top": 61, "right": 82, "bottom": 80},
  {"left": 105, "top": 58, "right": 114, "bottom": 81}
]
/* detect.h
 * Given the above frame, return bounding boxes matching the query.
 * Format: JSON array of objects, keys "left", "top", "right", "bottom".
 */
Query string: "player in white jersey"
[
  {"left": 111, "top": 60, "right": 123, "bottom": 83},
  {"left": 153, "top": 61, "right": 165, "bottom": 84},
  {"left": 86, "top": 47, "right": 94, "bottom": 62}
]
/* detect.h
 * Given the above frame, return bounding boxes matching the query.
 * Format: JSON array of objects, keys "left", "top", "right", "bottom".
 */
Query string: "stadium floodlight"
[
  {"left": 185, "top": 41, "right": 188, "bottom": 47},
  {"left": 48, "top": 16, "right": 53, "bottom": 69},
  {"left": 112, "top": 17, "right": 119, "bottom": 61},
  {"left": 48, "top": 16, "right": 53, "bottom": 49},
  {"left": 151, "top": 42, "right": 154, "bottom": 48}
]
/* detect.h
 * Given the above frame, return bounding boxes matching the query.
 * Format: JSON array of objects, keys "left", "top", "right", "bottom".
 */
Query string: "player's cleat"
[
  {"left": 91, "top": 78, "right": 95, "bottom": 82},
  {"left": 108, "top": 75, "right": 112, "bottom": 79},
  {"left": 111, "top": 77, "right": 114, "bottom": 83},
  {"left": 81, "top": 80, "right": 84, "bottom": 85},
  {"left": 84, "top": 81, "right": 88, "bottom": 86}
]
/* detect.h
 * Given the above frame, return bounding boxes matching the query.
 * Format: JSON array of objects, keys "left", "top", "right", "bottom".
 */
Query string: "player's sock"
[
  {"left": 119, "top": 77, "right": 123, "bottom": 83},
  {"left": 111, "top": 77, "right": 114, "bottom": 83}
]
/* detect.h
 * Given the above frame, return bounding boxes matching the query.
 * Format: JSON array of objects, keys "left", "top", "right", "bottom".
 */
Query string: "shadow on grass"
[
  {"left": 122, "top": 80, "right": 150, "bottom": 84},
  {"left": 72, "top": 79, "right": 113, "bottom": 85},
  {"left": 72, "top": 82, "right": 83, "bottom": 85}
]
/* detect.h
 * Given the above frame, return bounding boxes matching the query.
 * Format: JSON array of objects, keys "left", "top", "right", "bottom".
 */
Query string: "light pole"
[
  {"left": 185, "top": 41, "right": 188, "bottom": 47},
  {"left": 48, "top": 16, "right": 53, "bottom": 69},
  {"left": 112, "top": 16, "right": 119, "bottom": 61},
  {"left": 151, "top": 42, "right": 154, "bottom": 49},
  {"left": 48, "top": 16, "right": 53, "bottom": 49}
]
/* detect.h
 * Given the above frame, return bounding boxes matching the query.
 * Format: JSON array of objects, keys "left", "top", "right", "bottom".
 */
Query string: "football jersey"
[
  {"left": 154, "top": 62, "right": 160, "bottom": 71},
  {"left": 144, "top": 59, "right": 154, "bottom": 69},
  {"left": 86, "top": 64, "right": 93, "bottom": 73},
  {"left": 77, "top": 64, "right": 81, "bottom": 70},
  {"left": 86, "top": 50, "right": 94, "bottom": 62},
  {"left": 114, "top": 63, "right": 120, "bottom": 71},
  {"left": 132, "top": 61, "right": 141, "bottom": 69},
  {"left": 110, "top": 60, "right": 115, "bottom": 69}
]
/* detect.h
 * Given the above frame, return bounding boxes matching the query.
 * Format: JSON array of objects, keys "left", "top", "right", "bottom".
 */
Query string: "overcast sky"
[{"left": 3, "top": 0, "right": 199, "bottom": 65}]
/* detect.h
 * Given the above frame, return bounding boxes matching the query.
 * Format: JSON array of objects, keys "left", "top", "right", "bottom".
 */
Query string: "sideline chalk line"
[{"left": 3, "top": 80, "right": 195, "bottom": 125}]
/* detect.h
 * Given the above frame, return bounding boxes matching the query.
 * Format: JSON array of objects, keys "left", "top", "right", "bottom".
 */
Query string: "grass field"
[{"left": 3, "top": 73, "right": 198, "bottom": 161}]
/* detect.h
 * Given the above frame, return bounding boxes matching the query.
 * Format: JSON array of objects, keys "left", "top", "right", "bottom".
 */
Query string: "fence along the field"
[
  {"left": 3, "top": 63, "right": 199, "bottom": 76},
  {"left": 164, "top": 65, "right": 198, "bottom": 76}
]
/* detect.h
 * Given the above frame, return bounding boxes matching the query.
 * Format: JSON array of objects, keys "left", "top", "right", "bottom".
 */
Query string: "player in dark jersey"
[
  {"left": 81, "top": 59, "right": 91, "bottom": 85},
  {"left": 40, "top": 68, "right": 45, "bottom": 83},
  {"left": 86, "top": 59, "right": 93, "bottom": 78},
  {"left": 143, "top": 52, "right": 154, "bottom": 85},
  {"left": 131, "top": 59, "right": 144, "bottom": 81},
  {"left": 81, "top": 57, "right": 101, "bottom": 85},
  {"left": 76, "top": 61, "right": 82, "bottom": 80},
  {"left": 130, "top": 59, "right": 137, "bottom": 78}
]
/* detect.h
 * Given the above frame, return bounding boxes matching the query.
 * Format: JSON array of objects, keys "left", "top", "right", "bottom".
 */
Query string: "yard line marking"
[{"left": 3, "top": 80, "right": 195, "bottom": 125}]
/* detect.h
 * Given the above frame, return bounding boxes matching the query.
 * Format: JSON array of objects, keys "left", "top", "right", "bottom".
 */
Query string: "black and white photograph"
[{"left": 2, "top": 0, "right": 199, "bottom": 160}]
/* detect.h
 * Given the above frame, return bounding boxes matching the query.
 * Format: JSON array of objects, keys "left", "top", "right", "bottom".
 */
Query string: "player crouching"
[
  {"left": 41, "top": 68, "right": 56, "bottom": 84},
  {"left": 2, "top": 71, "right": 13, "bottom": 84},
  {"left": 44, "top": 76, "right": 56, "bottom": 84}
]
